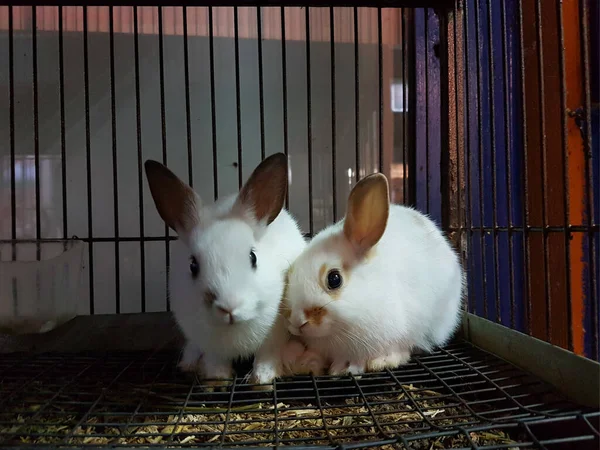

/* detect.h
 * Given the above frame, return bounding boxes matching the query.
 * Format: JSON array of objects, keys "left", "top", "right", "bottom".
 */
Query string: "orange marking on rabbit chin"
[{"left": 304, "top": 307, "right": 327, "bottom": 325}]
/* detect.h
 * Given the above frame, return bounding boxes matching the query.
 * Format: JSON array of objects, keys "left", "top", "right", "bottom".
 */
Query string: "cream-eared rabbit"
[
  {"left": 284, "top": 173, "right": 464, "bottom": 375},
  {"left": 144, "top": 153, "right": 306, "bottom": 383}
]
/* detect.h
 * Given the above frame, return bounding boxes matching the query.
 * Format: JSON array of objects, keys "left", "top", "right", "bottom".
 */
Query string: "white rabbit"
[
  {"left": 144, "top": 153, "right": 306, "bottom": 384},
  {"left": 285, "top": 173, "right": 465, "bottom": 376}
]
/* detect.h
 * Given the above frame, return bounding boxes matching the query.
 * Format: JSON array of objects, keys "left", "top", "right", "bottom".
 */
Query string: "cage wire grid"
[{"left": 0, "top": 340, "right": 598, "bottom": 449}]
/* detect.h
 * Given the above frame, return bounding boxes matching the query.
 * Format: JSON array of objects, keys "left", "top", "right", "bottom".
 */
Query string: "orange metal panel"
[
  {"left": 540, "top": 0, "right": 569, "bottom": 349},
  {"left": 522, "top": 0, "right": 548, "bottom": 341},
  {"left": 562, "top": 0, "right": 587, "bottom": 355}
]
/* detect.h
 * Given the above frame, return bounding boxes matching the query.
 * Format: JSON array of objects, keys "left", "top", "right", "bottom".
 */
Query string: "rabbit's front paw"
[
  {"left": 329, "top": 360, "right": 365, "bottom": 377},
  {"left": 294, "top": 350, "right": 327, "bottom": 376},
  {"left": 178, "top": 342, "right": 203, "bottom": 373},
  {"left": 281, "top": 340, "right": 326, "bottom": 376},
  {"left": 366, "top": 350, "right": 411, "bottom": 372},
  {"left": 250, "top": 362, "right": 280, "bottom": 390},
  {"left": 200, "top": 358, "right": 233, "bottom": 392}
]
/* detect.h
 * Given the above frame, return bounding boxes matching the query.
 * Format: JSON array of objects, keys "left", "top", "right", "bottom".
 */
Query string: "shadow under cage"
[{"left": 0, "top": 1, "right": 598, "bottom": 449}]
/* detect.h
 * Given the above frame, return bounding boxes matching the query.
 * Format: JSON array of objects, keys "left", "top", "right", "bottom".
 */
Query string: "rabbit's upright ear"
[
  {"left": 343, "top": 173, "right": 389, "bottom": 258},
  {"left": 144, "top": 160, "right": 201, "bottom": 236},
  {"left": 232, "top": 153, "right": 288, "bottom": 227}
]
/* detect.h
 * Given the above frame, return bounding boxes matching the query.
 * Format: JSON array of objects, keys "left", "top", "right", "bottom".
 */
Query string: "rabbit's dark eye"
[
  {"left": 327, "top": 269, "right": 343, "bottom": 290},
  {"left": 190, "top": 256, "right": 200, "bottom": 278},
  {"left": 250, "top": 249, "right": 257, "bottom": 269}
]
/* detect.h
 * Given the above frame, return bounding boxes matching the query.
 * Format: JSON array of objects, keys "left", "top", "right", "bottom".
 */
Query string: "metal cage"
[{"left": 0, "top": 0, "right": 598, "bottom": 448}]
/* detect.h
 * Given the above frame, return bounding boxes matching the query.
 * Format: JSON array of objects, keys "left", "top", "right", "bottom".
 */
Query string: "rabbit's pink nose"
[{"left": 217, "top": 306, "right": 234, "bottom": 325}]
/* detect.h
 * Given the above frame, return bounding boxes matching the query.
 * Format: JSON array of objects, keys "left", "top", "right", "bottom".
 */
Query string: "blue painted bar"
[
  {"left": 426, "top": 8, "right": 442, "bottom": 225},
  {"left": 511, "top": 232, "right": 526, "bottom": 332},
  {"left": 505, "top": 0, "right": 526, "bottom": 332},
  {"left": 466, "top": 0, "right": 481, "bottom": 231},
  {"left": 491, "top": 0, "right": 508, "bottom": 230},
  {"left": 489, "top": 0, "right": 510, "bottom": 326},
  {"left": 476, "top": 0, "right": 495, "bottom": 321},
  {"left": 465, "top": 0, "right": 485, "bottom": 316},
  {"left": 414, "top": 8, "right": 428, "bottom": 214}
]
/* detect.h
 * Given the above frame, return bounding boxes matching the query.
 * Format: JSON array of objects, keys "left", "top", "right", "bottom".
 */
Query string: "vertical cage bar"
[
  {"left": 158, "top": 6, "right": 170, "bottom": 311},
  {"left": 485, "top": 0, "right": 501, "bottom": 323},
  {"left": 508, "top": 0, "right": 527, "bottom": 333},
  {"left": 534, "top": 0, "right": 552, "bottom": 343},
  {"left": 402, "top": 8, "right": 410, "bottom": 205},
  {"left": 500, "top": 0, "right": 516, "bottom": 330},
  {"left": 408, "top": 8, "right": 417, "bottom": 208},
  {"left": 414, "top": 8, "right": 427, "bottom": 213},
  {"left": 580, "top": 0, "right": 598, "bottom": 359},
  {"left": 474, "top": 0, "right": 489, "bottom": 319},
  {"left": 280, "top": 6, "right": 289, "bottom": 209},
  {"left": 354, "top": 6, "right": 360, "bottom": 182},
  {"left": 453, "top": 1, "right": 466, "bottom": 268},
  {"left": 560, "top": 0, "right": 588, "bottom": 356},
  {"left": 234, "top": 6, "right": 243, "bottom": 189},
  {"left": 541, "top": 0, "right": 570, "bottom": 349},
  {"left": 305, "top": 7, "right": 313, "bottom": 236},
  {"left": 59, "top": 7, "right": 67, "bottom": 240},
  {"left": 133, "top": 6, "right": 147, "bottom": 312},
  {"left": 444, "top": 4, "right": 457, "bottom": 239},
  {"left": 9, "top": 7, "right": 15, "bottom": 251},
  {"left": 426, "top": 9, "right": 441, "bottom": 222},
  {"left": 401, "top": 8, "right": 406, "bottom": 204},
  {"left": 257, "top": 7, "right": 265, "bottom": 161},
  {"left": 377, "top": 7, "right": 383, "bottom": 174},
  {"left": 272, "top": 381, "right": 280, "bottom": 447},
  {"left": 209, "top": 7, "right": 218, "bottom": 201},
  {"left": 522, "top": 0, "right": 546, "bottom": 340},
  {"left": 517, "top": 0, "right": 532, "bottom": 334},
  {"left": 443, "top": 5, "right": 456, "bottom": 234},
  {"left": 463, "top": 0, "right": 477, "bottom": 315},
  {"left": 424, "top": 9, "right": 430, "bottom": 215},
  {"left": 493, "top": 0, "right": 512, "bottom": 328},
  {"left": 183, "top": 7, "right": 193, "bottom": 187},
  {"left": 83, "top": 6, "right": 95, "bottom": 314},
  {"left": 32, "top": 7, "right": 40, "bottom": 258},
  {"left": 478, "top": 0, "right": 494, "bottom": 320},
  {"left": 109, "top": 6, "right": 121, "bottom": 313},
  {"left": 556, "top": 0, "right": 574, "bottom": 351},
  {"left": 329, "top": 7, "right": 337, "bottom": 222}
]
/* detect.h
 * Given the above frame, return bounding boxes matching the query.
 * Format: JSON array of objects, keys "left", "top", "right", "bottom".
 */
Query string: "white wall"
[{"left": 0, "top": 30, "right": 382, "bottom": 314}]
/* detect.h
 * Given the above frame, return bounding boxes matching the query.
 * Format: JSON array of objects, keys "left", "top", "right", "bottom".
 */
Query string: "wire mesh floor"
[{"left": 0, "top": 340, "right": 598, "bottom": 449}]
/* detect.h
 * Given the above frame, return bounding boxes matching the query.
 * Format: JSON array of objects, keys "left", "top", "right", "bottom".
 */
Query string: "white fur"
[
  {"left": 286, "top": 204, "right": 465, "bottom": 373},
  {"left": 280, "top": 338, "right": 327, "bottom": 376},
  {"left": 171, "top": 193, "right": 306, "bottom": 382}
]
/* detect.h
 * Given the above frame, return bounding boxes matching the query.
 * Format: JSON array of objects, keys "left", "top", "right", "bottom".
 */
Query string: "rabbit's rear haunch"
[
  {"left": 285, "top": 173, "right": 465, "bottom": 376},
  {"left": 144, "top": 154, "right": 306, "bottom": 384}
]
